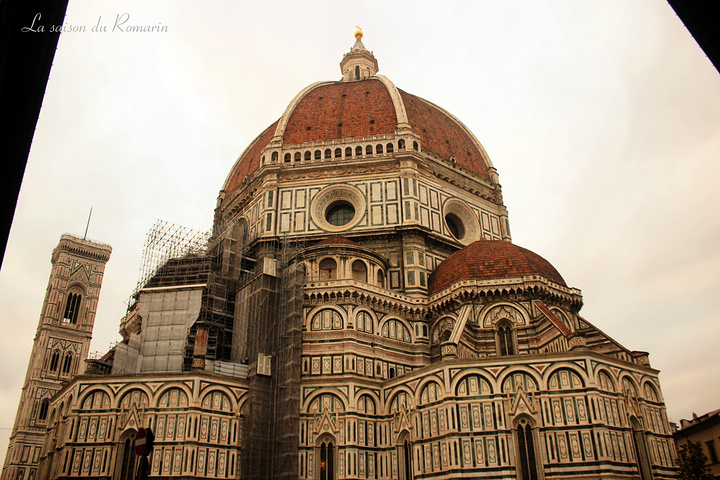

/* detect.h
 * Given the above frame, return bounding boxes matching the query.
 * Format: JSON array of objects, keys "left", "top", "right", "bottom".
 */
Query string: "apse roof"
[{"left": 428, "top": 240, "right": 567, "bottom": 294}]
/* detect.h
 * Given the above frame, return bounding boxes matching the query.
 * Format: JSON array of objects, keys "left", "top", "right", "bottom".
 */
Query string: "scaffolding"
[{"left": 133, "top": 219, "right": 211, "bottom": 298}]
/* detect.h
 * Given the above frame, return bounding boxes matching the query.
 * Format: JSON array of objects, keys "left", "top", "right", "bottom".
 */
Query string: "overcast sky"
[{"left": 2, "top": 0, "right": 719, "bottom": 463}]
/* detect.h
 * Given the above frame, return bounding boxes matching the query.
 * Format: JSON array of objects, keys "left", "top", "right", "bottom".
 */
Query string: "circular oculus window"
[
  {"left": 443, "top": 199, "right": 480, "bottom": 245},
  {"left": 311, "top": 184, "right": 366, "bottom": 232}
]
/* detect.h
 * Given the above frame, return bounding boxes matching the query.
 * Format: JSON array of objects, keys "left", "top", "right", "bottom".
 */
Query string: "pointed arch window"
[
  {"left": 116, "top": 430, "right": 137, "bottom": 480},
  {"left": 63, "top": 292, "right": 82, "bottom": 323},
  {"left": 38, "top": 399, "right": 49, "bottom": 422},
  {"left": 49, "top": 351, "right": 60, "bottom": 372},
  {"left": 516, "top": 418, "right": 540, "bottom": 480},
  {"left": 631, "top": 417, "right": 652, "bottom": 480},
  {"left": 496, "top": 321, "right": 515, "bottom": 356},
  {"left": 62, "top": 353, "right": 73, "bottom": 375},
  {"left": 398, "top": 434, "right": 413, "bottom": 480},
  {"left": 319, "top": 439, "right": 334, "bottom": 480}
]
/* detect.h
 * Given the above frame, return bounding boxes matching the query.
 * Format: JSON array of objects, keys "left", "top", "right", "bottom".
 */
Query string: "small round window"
[
  {"left": 445, "top": 213, "right": 465, "bottom": 240},
  {"left": 326, "top": 201, "right": 355, "bottom": 227}
]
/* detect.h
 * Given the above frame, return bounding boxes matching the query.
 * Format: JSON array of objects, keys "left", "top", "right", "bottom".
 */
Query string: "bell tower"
[{"left": 2, "top": 234, "right": 111, "bottom": 480}]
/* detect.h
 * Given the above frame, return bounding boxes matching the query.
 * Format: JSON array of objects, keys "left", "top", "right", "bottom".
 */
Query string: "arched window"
[
  {"left": 387, "top": 143, "right": 394, "bottom": 153},
  {"left": 516, "top": 418, "right": 540, "bottom": 480},
  {"left": 345, "top": 147, "right": 352, "bottom": 157},
  {"left": 496, "top": 321, "right": 515, "bottom": 356},
  {"left": 284, "top": 153, "right": 291, "bottom": 163},
  {"left": 324, "top": 149, "right": 332, "bottom": 159},
  {"left": 377, "top": 269, "right": 385, "bottom": 288},
  {"left": 355, "top": 65, "right": 360, "bottom": 80},
  {"left": 49, "top": 351, "right": 60, "bottom": 372},
  {"left": 319, "top": 258, "right": 337, "bottom": 280},
  {"left": 413, "top": 141, "right": 419, "bottom": 151},
  {"left": 294, "top": 152, "right": 301, "bottom": 161},
  {"left": 62, "top": 353, "right": 73, "bottom": 375},
  {"left": 311, "top": 309, "right": 343, "bottom": 331},
  {"left": 356, "top": 311, "right": 373, "bottom": 334},
  {"left": 38, "top": 399, "right": 49, "bottom": 422},
  {"left": 381, "top": 319, "right": 411, "bottom": 342},
  {"left": 305, "top": 151, "right": 312, "bottom": 161},
  {"left": 334, "top": 148, "right": 342, "bottom": 158},
  {"left": 355, "top": 146, "right": 363, "bottom": 156},
  {"left": 366, "top": 145, "right": 373, "bottom": 155},
  {"left": 398, "top": 139, "right": 406, "bottom": 149},
  {"left": 376, "top": 144, "right": 384, "bottom": 154},
  {"left": 63, "top": 291, "right": 82, "bottom": 323},
  {"left": 271, "top": 151, "right": 278, "bottom": 162},
  {"left": 314, "top": 150, "right": 321, "bottom": 160},
  {"left": 351, "top": 260, "right": 367, "bottom": 283},
  {"left": 319, "top": 439, "right": 335, "bottom": 480}
]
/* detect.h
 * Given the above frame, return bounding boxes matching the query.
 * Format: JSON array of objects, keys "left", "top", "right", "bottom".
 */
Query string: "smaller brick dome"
[{"left": 429, "top": 240, "right": 566, "bottom": 294}]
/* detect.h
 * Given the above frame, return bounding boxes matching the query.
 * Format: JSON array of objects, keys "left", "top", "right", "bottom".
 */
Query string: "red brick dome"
[
  {"left": 429, "top": 240, "right": 566, "bottom": 294},
  {"left": 221, "top": 76, "right": 494, "bottom": 198}
]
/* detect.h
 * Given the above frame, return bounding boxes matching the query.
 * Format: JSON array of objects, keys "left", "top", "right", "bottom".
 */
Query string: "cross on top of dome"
[{"left": 340, "top": 27, "right": 379, "bottom": 81}]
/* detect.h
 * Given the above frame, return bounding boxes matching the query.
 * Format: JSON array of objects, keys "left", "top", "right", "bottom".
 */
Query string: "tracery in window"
[
  {"left": 61, "top": 353, "right": 73, "bottom": 375},
  {"left": 455, "top": 374, "right": 492, "bottom": 397},
  {"left": 319, "top": 438, "right": 335, "bottom": 480},
  {"left": 547, "top": 368, "right": 584, "bottom": 390},
  {"left": 357, "top": 395, "right": 376, "bottom": 415},
  {"left": 49, "top": 351, "right": 60, "bottom": 372},
  {"left": 516, "top": 418, "right": 540, "bottom": 480},
  {"left": 311, "top": 309, "right": 343, "bottom": 331},
  {"left": 381, "top": 319, "right": 411, "bottom": 342},
  {"left": 496, "top": 320, "right": 515, "bottom": 356},
  {"left": 63, "top": 291, "right": 82, "bottom": 323},
  {"left": 356, "top": 311, "right": 373, "bottom": 334}
]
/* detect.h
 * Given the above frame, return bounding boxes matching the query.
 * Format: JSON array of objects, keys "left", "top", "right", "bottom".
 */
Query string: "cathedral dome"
[
  {"left": 428, "top": 240, "right": 566, "bottom": 294},
  {"left": 220, "top": 37, "right": 495, "bottom": 202}
]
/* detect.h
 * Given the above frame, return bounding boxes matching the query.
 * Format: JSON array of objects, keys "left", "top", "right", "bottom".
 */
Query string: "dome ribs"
[
  {"left": 283, "top": 79, "right": 397, "bottom": 145},
  {"left": 223, "top": 119, "right": 280, "bottom": 195},
  {"left": 399, "top": 89, "right": 490, "bottom": 179}
]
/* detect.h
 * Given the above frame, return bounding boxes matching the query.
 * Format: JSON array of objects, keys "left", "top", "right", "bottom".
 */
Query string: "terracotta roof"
[
  {"left": 222, "top": 77, "right": 493, "bottom": 198},
  {"left": 283, "top": 79, "right": 397, "bottom": 144},
  {"left": 315, "top": 235, "right": 359, "bottom": 246},
  {"left": 429, "top": 240, "right": 566, "bottom": 294},
  {"left": 223, "top": 119, "right": 280, "bottom": 195},
  {"left": 399, "top": 90, "right": 490, "bottom": 179}
]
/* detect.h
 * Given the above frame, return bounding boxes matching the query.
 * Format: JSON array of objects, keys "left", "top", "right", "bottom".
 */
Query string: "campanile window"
[{"left": 63, "top": 292, "right": 82, "bottom": 323}]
